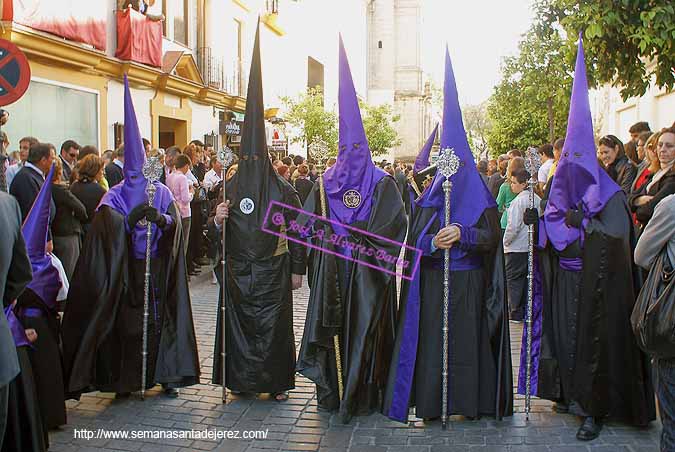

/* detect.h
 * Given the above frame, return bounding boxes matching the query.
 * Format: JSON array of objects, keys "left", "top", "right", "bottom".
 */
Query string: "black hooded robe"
[
  {"left": 2, "top": 298, "right": 47, "bottom": 452},
  {"left": 383, "top": 205, "right": 513, "bottom": 421},
  {"left": 62, "top": 203, "right": 200, "bottom": 395},
  {"left": 211, "top": 178, "right": 307, "bottom": 393},
  {"left": 297, "top": 176, "right": 407, "bottom": 423},
  {"left": 535, "top": 191, "right": 655, "bottom": 424},
  {"left": 1, "top": 346, "right": 48, "bottom": 452},
  {"left": 15, "top": 289, "right": 66, "bottom": 430}
]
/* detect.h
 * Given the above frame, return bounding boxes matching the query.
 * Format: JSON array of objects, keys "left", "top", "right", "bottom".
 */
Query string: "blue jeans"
[{"left": 658, "top": 358, "right": 675, "bottom": 452}]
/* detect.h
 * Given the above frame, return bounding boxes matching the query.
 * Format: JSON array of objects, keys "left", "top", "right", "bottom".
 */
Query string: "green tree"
[
  {"left": 281, "top": 88, "right": 400, "bottom": 158},
  {"left": 280, "top": 87, "right": 338, "bottom": 157},
  {"left": 361, "top": 102, "right": 401, "bottom": 157},
  {"left": 463, "top": 102, "right": 492, "bottom": 159},
  {"left": 535, "top": 0, "right": 675, "bottom": 100},
  {"left": 486, "top": 27, "right": 572, "bottom": 154}
]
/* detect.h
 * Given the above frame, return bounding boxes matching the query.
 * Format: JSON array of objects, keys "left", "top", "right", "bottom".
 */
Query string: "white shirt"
[
  {"left": 503, "top": 189, "right": 541, "bottom": 253},
  {"left": 538, "top": 159, "right": 554, "bottom": 184},
  {"left": 203, "top": 168, "right": 222, "bottom": 191},
  {"left": 186, "top": 169, "right": 198, "bottom": 185},
  {"left": 25, "top": 162, "right": 45, "bottom": 179},
  {"left": 5, "top": 161, "right": 24, "bottom": 188}
]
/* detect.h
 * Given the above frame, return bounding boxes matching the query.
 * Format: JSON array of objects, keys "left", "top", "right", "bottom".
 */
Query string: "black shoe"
[
  {"left": 576, "top": 416, "right": 602, "bottom": 441},
  {"left": 115, "top": 392, "right": 131, "bottom": 399},
  {"left": 163, "top": 388, "right": 179, "bottom": 398},
  {"left": 553, "top": 402, "right": 569, "bottom": 413},
  {"left": 510, "top": 312, "right": 524, "bottom": 322}
]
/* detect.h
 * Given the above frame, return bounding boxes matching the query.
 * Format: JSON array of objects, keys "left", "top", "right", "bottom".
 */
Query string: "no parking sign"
[{"left": 0, "top": 39, "right": 30, "bottom": 106}]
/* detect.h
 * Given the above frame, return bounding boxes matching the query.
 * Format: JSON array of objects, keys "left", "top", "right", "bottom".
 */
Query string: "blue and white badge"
[{"left": 240, "top": 197, "right": 255, "bottom": 215}]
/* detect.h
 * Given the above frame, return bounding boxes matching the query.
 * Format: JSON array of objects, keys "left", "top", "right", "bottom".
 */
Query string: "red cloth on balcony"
[
  {"left": 115, "top": 8, "right": 162, "bottom": 68},
  {"left": 4, "top": 1, "right": 107, "bottom": 51}
]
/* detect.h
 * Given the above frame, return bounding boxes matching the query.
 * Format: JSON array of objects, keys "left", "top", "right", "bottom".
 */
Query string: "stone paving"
[{"left": 51, "top": 271, "right": 663, "bottom": 452}]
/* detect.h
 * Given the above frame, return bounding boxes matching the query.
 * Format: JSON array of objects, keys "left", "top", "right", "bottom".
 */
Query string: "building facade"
[
  {"left": 593, "top": 62, "right": 675, "bottom": 141},
  {"left": 366, "top": 0, "right": 431, "bottom": 161},
  {"left": 1, "top": 0, "right": 370, "bottom": 158}
]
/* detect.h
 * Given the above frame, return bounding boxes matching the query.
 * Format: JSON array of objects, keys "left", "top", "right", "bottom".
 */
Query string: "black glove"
[
  {"left": 565, "top": 209, "right": 584, "bottom": 228},
  {"left": 523, "top": 208, "right": 539, "bottom": 226},
  {"left": 145, "top": 206, "right": 167, "bottom": 228},
  {"left": 127, "top": 204, "right": 149, "bottom": 229}
]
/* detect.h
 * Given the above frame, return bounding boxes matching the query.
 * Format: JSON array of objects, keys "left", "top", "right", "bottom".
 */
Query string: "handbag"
[{"left": 631, "top": 247, "right": 675, "bottom": 358}]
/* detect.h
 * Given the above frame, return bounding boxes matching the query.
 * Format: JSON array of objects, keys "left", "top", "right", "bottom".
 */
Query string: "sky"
[{"left": 421, "top": 0, "right": 535, "bottom": 105}]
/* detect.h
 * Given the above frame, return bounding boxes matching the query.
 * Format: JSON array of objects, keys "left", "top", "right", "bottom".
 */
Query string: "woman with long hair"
[{"left": 70, "top": 154, "right": 106, "bottom": 238}]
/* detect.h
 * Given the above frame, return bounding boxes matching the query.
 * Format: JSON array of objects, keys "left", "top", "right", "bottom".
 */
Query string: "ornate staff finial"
[
  {"left": 217, "top": 146, "right": 236, "bottom": 168},
  {"left": 143, "top": 156, "right": 163, "bottom": 184},
  {"left": 308, "top": 139, "right": 329, "bottom": 162},
  {"left": 524, "top": 147, "right": 542, "bottom": 180},
  {"left": 437, "top": 147, "right": 461, "bottom": 180}
]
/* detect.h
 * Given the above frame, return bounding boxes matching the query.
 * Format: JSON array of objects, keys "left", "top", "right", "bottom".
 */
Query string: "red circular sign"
[{"left": 0, "top": 39, "right": 31, "bottom": 107}]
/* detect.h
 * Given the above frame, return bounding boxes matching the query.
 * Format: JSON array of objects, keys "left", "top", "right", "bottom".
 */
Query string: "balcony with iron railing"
[{"left": 196, "top": 47, "right": 247, "bottom": 98}]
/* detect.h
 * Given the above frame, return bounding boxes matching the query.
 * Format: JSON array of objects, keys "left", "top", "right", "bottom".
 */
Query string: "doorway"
[{"left": 159, "top": 116, "right": 187, "bottom": 150}]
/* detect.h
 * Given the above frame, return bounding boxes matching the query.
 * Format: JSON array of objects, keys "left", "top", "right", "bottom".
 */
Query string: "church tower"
[{"left": 367, "top": 0, "right": 430, "bottom": 160}]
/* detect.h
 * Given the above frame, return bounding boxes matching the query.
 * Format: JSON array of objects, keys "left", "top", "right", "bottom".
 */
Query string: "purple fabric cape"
[
  {"left": 322, "top": 36, "right": 386, "bottom": 232},
  {"left": 543, "top": 37, "right": 619, "bottom": 252},
  {"left": 22, "top": 164, "right": 61, "bottom": 309},
  {"left": 517, "top": 253, "right": 543, "bottom": 395},
  {"left": 99, "top": 75, "right": 174, "bottom": 259},
  {"left": 387, "top": 211, "right": 437, "bottom": 421}
]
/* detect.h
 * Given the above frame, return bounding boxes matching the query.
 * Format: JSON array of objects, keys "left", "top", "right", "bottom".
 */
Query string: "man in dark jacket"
[
  {"left": 487, "top": 154, "right": 509, "bottom": 198},
  {"left": 0, "top": 192, "right": 33, "bottom": 449},
  {"left": 9, "top": 143, "right": 56, "bottom": 227},
  {"left": 105, "top": 147, "right": 125, "bottom": 188},
  {"left": 58, "top": 140, "right": 80, "bottom": 183}
]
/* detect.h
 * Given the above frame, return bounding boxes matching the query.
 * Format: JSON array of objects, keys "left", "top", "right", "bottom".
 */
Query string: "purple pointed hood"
[
  {"left": 417, "top": 48, "right": 495, "bottom": 229},
  {"left": 322, "top": 35, "right": 387, "bottom": 226},
  {"left": 22, "top": 164, "right": 61, "bottom": 309},
  {"left": 414, "top": 124, "right": 438, "bottom": 173},
  {"left": 99, "top": 75, "right": 174, "bottom": 259},
  {"left": 543, "top": 36, "right": 619, "bottom": 252}
]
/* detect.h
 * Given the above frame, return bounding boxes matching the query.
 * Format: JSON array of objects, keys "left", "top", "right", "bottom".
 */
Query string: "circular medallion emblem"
[
  {"left": 240, "top": 197, "right": 255, "bottom": 215},
  {"left": 343, "top": 189, "right": 362, "bottom": 209}
]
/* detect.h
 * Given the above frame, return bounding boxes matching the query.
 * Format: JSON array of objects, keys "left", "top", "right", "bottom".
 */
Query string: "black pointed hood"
[{"left": 228, "top": 20, "right": 285, "bottom": 259}]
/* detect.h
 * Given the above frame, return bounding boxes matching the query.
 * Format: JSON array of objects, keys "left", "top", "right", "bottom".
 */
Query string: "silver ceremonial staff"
[
  {"left": 140, "top": 156, "right": 163, "bottom": 400},
  {"left": 524, "top": 147, "right": 541, "bottom": 420},
  {"left": 217, "top": 146, "right": 235, "bottom": 403},
  {"left": 436, "top": 147, "right": 460, "bottom": 430}
]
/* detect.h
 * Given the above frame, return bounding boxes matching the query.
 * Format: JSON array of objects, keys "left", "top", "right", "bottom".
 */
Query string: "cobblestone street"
[{"left": 52, "top": 272, "right": 663, "bottom": 452}]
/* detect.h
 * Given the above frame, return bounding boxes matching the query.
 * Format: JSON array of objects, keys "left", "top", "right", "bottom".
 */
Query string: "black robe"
[
  {"left": 535, "top": 192, "right": 655, "bottom": 424},
  {"left": 62, "top": 204, "right": 200, "bottom": 396},
  {"left": 15, "top": 289, "right": 66, "bottom": 430},
  {"left": 297, "top": 176, "right": 407, "bottom": 423},
  {"left": 383, "top": 205, "right": 513, "bottom": 421},
  {"left": 211, "top": 178, "right": 306, "bottom": 393},
  {"left": 2, "top": 297, "right": 47, "bottom": 452},
  {"left": 2, "top": 347, "right": 47, "bottom": 452}
]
